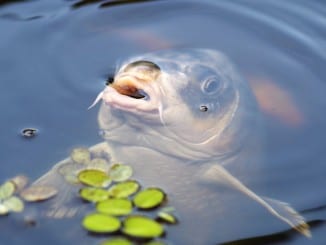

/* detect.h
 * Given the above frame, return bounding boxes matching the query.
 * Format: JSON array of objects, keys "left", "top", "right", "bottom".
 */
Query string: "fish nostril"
[
  {"left": 200, "top": 105, "right": 208, "bottom": 112},
  {"left": 106, "top": 76, "right": 114, "bottom": 85}
]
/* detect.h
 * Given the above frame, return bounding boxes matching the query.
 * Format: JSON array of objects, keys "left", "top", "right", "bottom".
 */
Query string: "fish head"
[{"left": 97, "top": 49, "right": 258, "bottom": 161}]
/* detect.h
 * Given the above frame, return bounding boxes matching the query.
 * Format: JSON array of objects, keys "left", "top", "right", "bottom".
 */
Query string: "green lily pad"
[
  {"left": 0, "top": 181, "right": 15, "bottom": 200},
  {"left": 78, "top": 169, "right": 111, "bottom": 188},
  {"left": 109, "top": 164, "right": 133, "bottom": 182},
  {"left": 133, "top": 188, "right": 165, "bottom": 209},
  {"left": 82, "top": 213, "right": 121, "bottom": 233},
  {"left": 108, "top": 180, "right": 140, "bottom": 198},
  {"left": 122, "top": 215, "right": 164, "bottom": 238},
  {"left": 71, "top": 148, "right": 91, "bottom": 164},
  {"left": 79, "top": 187, "right": 110, "bottom": 202},
  {"left": 101, "top": 237, "right": 132, "bottom": 245},
  {"left": 157, "top": 211, "right": 177, "bottom": 224},
  {"left": 3, "top": 196, "right": 24, "bottom": 213},
  {"left": 20, "top": 185, "right": 58, "bottom": 202},
  {"left": 96, "top": 198, "right": 132, "bottom": 216}
]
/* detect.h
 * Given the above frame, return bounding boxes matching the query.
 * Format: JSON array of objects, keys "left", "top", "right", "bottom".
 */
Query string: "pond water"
[{"left": 0, "top": 0, "right": 326, "bottom": 244}]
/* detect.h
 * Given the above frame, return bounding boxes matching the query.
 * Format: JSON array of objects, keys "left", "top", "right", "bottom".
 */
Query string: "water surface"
[{"left": 0, "top": 0, "right": 326, "bottom": 244}]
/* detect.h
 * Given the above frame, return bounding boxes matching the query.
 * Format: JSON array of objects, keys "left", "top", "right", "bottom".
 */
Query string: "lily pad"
[
  {"left": 3, "top": 196, "right": 24, "bottom": 212},
  {"left": 20, "top": 185, "right": 58, "bottom": 202},
  {"left": 133, "top": 188, "right": 165, "bottom": 209},
  {"left": 79, "top": 187, "right": 110, "bottom": 202},
  {"left": 0, "top": 204, "right": 9, "bottom": 215},
  {"left": 58, "top": 163, "right": 85, "bottom": 184},
  {"left": 101, "top": 237, "right": 132, "bottom": 245},
  {"left": 0, "top": 181, "right": 15, "bottom": 200},
  {"left": 96, "top": 199, "right": 132, "bottom": 216},
  {"left": 10, "top": 175, "right": 29, "bottom": 192},
  {"left": 71, "top": 148, "right": 91, "bottom": 164},
  {"left": 122, "top": 215, "right": 164, "bottom": 238},
  {"left": 88, "top": 158, "right": 110, "bottom": 172},
  {"left": 108, "top": 180, "right": 140, "bottom": 198},
  {"left": 78, "top": 169, "right": 111, "bottom": 188},
  {"left": 157, "top": 212, "right": 177, "bottom": 224},
  {"left": 109, "top": 164, "right": 133, "bottom": 182},
  {"left": 82, "top": 213, "right": 121, "bottom": 233}
]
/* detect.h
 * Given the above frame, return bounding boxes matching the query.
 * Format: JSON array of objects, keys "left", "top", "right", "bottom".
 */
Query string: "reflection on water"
[
  {"left": 0, "top": 0, "right": 326, "bottom": 244},
  {"left": 72, "top": 0, "right": 158, "bottom": 9}
]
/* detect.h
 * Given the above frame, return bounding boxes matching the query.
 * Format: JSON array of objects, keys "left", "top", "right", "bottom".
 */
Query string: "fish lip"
[{"left": 101, "top": 75, "right": 160, "bottom": 113}]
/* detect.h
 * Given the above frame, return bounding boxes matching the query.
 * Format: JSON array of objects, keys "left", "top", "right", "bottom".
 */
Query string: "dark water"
[{"left": 0, "top": 0, "right": 326, "bottom": 244}]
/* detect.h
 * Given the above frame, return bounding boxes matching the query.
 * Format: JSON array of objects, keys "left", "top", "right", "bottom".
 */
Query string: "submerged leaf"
[
  {"left": 71, "top": 148, "right": 91, "bottom": 164},
  {"left": 58, "top": 162, "right": 85, "bottom": 184},
  {"left": 0, "top": 204, "right": 9, "bottom": 215},
  {"left": 0, "top": 181, "right": 15, "bottom": 200},
  {"left": 122, "top": 215, "right": 164, "bottom": 238},
  {"left": 20, "top": 185, "right": 58, "bottom": 202},
  {"left": 78, "top": 169, "right": 111, "bottom": 188},
  {"left": 10, "top": 175, "right": 29, "bottom": 192},
  {"left": 109, "top": 164, "right": 133, "bottom": 182},
  {"left": 101, "top": 237, "right": 132, "bottom": 245},
  {"left": 108, "top": 180, "right": 140, "bottom": 198},
  {"left": 133, "top": 188, "right": 165, "bottom": 209},
  {"left": 82, "top": 213, "right": 121, "bottom": 233},
  {"left": 3, "top": 196, "right": 24, "bottom": 212},
  {"left": 79, "top": 187, "right": 110, "bottom": 202},
  {"left": 88, "top": 158, "right": 110, "bottom": 172},
  {"left": 96, "top": 199, "right": 132, "bottom": 216}
]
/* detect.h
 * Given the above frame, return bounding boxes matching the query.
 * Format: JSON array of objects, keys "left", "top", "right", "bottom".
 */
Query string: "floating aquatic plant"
[
  {"left": 108, "top": 180, "right": 140, "bottom": 198},
  {"left": 59, "top": 148, "right": 110, "bottom": 185},
  {"left": 122, "top": 215, "right": 164, "bottom": 238},
  {"left": 20, "top": 185, "right": 58, "bottom": 202},
  {"left": 89, "top": 158, "right": 110, "bottom": 172},
  {"left": 0, "top": 181, "right": 15, "bottom": 200},
  {"left": 0, "top": 147, "right": 176, "bottom": 245},
  {"left": 78, "top": 169, "right": 111, "bottom": 188},
  {"left": 109, "top": 164, "right": 133, "bottom": 182},
  {"left": 77, "top": 158, "right": 175, "bottom": 243},
  {"left": 82, "top": 212, "right": 121, "bottom": 233},
  {"left": 10, "top": 175, "right": 29, "bottom": 192},
  {"left": 133, "top": 188, "right": 165, "bottom": 209},
  {"left": 96, "top": 198, "right": 133, "bottom": 216},
  {"left": 79, "top": 187, "right": 110, "bottom": 203},
  {"left": 100, "top": 237, "right": 132, "bottom": 245},
  {"left": 0, "top": 181, "right": 24, "bottom": 215},
  {"left": 157, "top": 211, "right": 177, "bottom": 224},
  {"left": 70, "top": 148, "right": 91, "bottom": 164}
]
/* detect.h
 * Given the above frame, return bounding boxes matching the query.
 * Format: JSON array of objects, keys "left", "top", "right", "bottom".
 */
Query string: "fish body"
[{"left": 32, "top": 49, "right": 309, "bottom": 243}]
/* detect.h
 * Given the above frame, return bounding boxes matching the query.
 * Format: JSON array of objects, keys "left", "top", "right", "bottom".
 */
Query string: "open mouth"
[
  {"left": 89, "top": 60, "right": 161, "bottom": 112},
  {"left": 90, "top": 73, "right": 162, "bottom": 115},
  {"left": 107, "top": 59, "right": 161, "bottom": 101},
  {"left": 109, "top": 75, "right": 151, "bottom": 100}
]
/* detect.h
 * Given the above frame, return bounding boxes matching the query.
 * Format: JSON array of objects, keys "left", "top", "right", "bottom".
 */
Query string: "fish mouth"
[
  {"left": 99, "top": 74, "right": 162, "bottom": 114},
  {"left": 110, "top": 75, "right": 150, "bottom": 100}
]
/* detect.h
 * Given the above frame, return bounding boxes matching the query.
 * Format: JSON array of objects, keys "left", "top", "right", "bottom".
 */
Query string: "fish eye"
[
  {"left": 201, "top": 76, "right": 222, "bottom": 95},
  {"left": 124, "top": 60, "right": 161, "bottom": 72}
]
